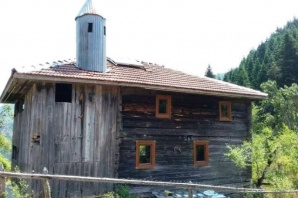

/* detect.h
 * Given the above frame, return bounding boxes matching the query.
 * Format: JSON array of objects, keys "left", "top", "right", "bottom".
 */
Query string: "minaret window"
[
  {"left": 104, "top": 26, "right": 106, "bottom": 36},
  {"left": 88, "top": 23, "right": 93, "bottom": 32}
]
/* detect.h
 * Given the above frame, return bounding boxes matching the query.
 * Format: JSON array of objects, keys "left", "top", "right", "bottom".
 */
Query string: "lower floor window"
[
  {"left": 193, "top": 141, "right": 209, "bottom": 166},
  {"left": 136, "top": 140, "right": 156, "bottom": 169}
]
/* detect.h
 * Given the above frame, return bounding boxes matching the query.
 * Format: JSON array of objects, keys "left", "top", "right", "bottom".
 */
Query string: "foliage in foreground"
[
  {"left": 226, "top": 81, "right": 298, "bottom": 191},
  {"left": 11, "top": 167, "right": 30, "bottom": 198},
  {"left": 98, "top": 185, "right": 136, "bottom": 198}
]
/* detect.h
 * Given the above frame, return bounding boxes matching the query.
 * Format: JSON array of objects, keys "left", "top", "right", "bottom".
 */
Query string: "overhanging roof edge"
[{"left": 10, "top": 73, "right": 268, "bottom": 100}]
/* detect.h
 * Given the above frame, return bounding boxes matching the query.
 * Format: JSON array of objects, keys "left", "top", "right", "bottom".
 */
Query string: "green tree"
[
  {"left": 226, "top": 82, "right": 298, "bottom": 190},
  {"left": 0, "top": 105, "right": 13, "bottom": 170},
  {"left": 205, "top": 65, "right": 215, "bottom": 78},
  {"left": 237, "top": 65, "right": 250, "bottom": 87}
]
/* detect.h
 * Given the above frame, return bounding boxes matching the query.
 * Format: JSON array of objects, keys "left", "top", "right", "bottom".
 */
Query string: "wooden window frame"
[
  {"left": 136, "top": 140, "right": 156, "bottom": 169},
  {"left": 219, "top": 101, "right": 232, "bottom": 121},
  {"left": 156, "top": 95, "right": 171, "bottom": 118},
  {"left": 193, "top": 141, "right": 209, "bottom": 166}
]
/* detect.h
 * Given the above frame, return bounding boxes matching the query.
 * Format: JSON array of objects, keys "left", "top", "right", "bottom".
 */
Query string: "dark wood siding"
[
  {"left": 12, "top": 83, "right": 119, "bottom": 197},
  {"left": 118, "top": 87, "right": 251, "bottom": 186}
]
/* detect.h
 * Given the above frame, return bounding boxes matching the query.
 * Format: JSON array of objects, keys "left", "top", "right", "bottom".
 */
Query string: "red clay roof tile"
[{"left": 14, "top": 61, "right": 267, "bottom": 99}]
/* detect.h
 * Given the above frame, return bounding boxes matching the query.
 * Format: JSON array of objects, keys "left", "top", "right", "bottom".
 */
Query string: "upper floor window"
[
  {"left": 136, "top": 140, "right": 156, "bottom": 169},
  {"left": 193, "top": 141, "right": 209, "bottom": 166},
  {"left": 55, "top": 83, "right": 72, "bottom": 103},
  {"left": 14, "top": 98, "right": 24, "bottom": 116},
  {"left": 156, "top": 95, "right": 171, "bottom": 118},
  {"left": 219, "top": 101, "right": 232, "bottom": 121}
]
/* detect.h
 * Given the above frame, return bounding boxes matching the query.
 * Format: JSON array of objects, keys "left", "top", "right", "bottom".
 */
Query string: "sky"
[{"left": 0, "top": 0, "right": 298, "bottom": 94}]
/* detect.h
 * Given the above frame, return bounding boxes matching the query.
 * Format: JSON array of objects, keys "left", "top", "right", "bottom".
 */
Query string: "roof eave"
[
  {"left": 0, "top": 70, "right": 16, "bottom": 103},
  {"left": 12, "top": 73, "right": 268, "bottom": 100}
]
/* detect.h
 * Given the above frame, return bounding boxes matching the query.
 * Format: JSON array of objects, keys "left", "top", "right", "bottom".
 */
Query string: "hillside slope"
[{"left": 224, "top": 18, "right": 298, "bottom": 88}]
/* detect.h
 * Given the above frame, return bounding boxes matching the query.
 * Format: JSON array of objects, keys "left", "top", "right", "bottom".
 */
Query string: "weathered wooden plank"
[
  {"left": 83, "top": 85, "right": 95, "bottom": 162},
  {"left": 93, "top": 85, "right": 103, "bottom": 162},
  {"left": 119, "top": 87, "right": 251, "bottom": 187},
  {"left": 71, "top": 84, "right": 83, "bottom": 163}
]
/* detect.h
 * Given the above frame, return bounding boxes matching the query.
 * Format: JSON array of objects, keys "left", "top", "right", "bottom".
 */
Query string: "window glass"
[
  {"left": 158, "top": 99, "right": 167, "bottom": 113},
  {"left": 221, "top": 104, "right": 228, "bottom": 118},
  {"left": 196, "top": 145, "right": 205, "bottom": 161},
  {"left": 139, "top": 145, "right": 151, "bottom": 163},
  {"left": 156, "top": 95, "right": 171, "bottom": 118}
]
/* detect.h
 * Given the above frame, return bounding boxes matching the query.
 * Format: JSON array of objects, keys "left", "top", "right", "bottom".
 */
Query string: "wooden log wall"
[
  {"left": 12, "top": 82, "right": 119, "bottom": 197},
  {"left": 118, "top": 87, "right": 252, "bottom": 187}
]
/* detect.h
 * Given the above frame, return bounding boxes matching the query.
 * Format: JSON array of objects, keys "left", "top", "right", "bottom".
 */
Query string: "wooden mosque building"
[{"left": 0, "top": 0, "right": 267, "bottom": 197}]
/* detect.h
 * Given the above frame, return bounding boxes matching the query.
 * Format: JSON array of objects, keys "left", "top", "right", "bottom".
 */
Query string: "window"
[
  {"left": 88, "top": 23, "right": 93, "bottom": 32},
  {"left": 193, "top": 141, "right": 209, "bottom": 166},
  {"left": 55, "top": 83, "right": 72, "bottom": 103},
  {"left": 14, "top": 99, "right": 24, "bottom": 116},
  {"left": 156, "top": 95, "right": 171, "bottom": 118},
  {"left": 104, "top": 26, "right": 106, "bottom": 36},
  {"left": 12, "top": 146, "right": 18, "bottom": 160},
  {"left": 219, "top": 101, "right": 232, "bottom": 121},
  {"left": 136, "top": 140, "right": 156, "bottom": 169}
]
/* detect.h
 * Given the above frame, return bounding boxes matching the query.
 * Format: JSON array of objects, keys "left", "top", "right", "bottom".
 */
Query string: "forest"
[{"left": 222, "top": 18, "right": 298, "bottom": 193}]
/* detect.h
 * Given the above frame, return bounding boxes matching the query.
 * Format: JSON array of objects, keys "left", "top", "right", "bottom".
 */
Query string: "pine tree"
[
  {"left": 204, "top": 65, "right": 215, "bottom": 78},
  {"left": 277, "top": 32, "right": 298, "bottom": 86}
]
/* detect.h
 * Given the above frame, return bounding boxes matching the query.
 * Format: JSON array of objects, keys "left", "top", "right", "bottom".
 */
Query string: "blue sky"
[{"left": 0, "top": 0, "right": 298, "bottom": 94}]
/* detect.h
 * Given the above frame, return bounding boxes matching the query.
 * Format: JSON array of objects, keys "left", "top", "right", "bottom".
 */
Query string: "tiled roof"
[{"left": 11, "top": 60, "right": 267, "bottom": 99}]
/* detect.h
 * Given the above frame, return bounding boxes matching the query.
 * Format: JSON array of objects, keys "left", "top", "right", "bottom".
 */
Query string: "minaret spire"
[
  {"left": 76, "top": 0, "right": 98, "bottom": 19},
  {"left": 75, "top": 0, "right": 106, "bottom": 72}
]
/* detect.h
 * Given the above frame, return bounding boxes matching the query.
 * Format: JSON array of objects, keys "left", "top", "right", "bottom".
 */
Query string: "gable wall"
[
  {"left": 117, "top": 87, "right": 252, "bottom": 187},
  {"left": 12, "top": 82, "right": 119, "bottom": 197}
]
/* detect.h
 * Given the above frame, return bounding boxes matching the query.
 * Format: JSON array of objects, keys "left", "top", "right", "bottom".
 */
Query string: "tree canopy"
[{"left": 226, "top": 82, "right": 298, "bottom": 190}]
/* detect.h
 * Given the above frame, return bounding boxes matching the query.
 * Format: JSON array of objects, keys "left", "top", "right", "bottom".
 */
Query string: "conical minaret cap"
[{"left": 76, "top": 0, "right": 102, "bottom": 19}]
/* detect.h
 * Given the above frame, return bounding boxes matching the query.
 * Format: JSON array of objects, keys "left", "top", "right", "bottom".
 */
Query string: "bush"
[{"left": 117, "top": 185, "right": 130, "bottom": 198}]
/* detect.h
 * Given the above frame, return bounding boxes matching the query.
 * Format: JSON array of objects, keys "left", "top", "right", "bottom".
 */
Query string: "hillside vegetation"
[
  {"left": 225, "top": 18, "right": 298, "bottom": 193},
  {"left": 224, "top": 18, "right": 298, "bottom": 89}
]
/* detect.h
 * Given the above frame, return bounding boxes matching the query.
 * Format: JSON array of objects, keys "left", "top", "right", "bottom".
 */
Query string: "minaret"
[{"left": 75, "top": 0, "right": 106, "bottom": 72}]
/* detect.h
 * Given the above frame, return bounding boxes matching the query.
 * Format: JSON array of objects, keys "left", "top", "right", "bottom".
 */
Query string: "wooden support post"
[
  {"left": 42, "top": 179, "right": 51, "bottom": 198},
  {"left": 188, "top": 187, "right": 193, "bottom": 198},
  {"left": 42, "top": 167, "right": 51, "bottom": 198},
  {"left": 0, "top": 164, "right": 5, "bottom": 197}
]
